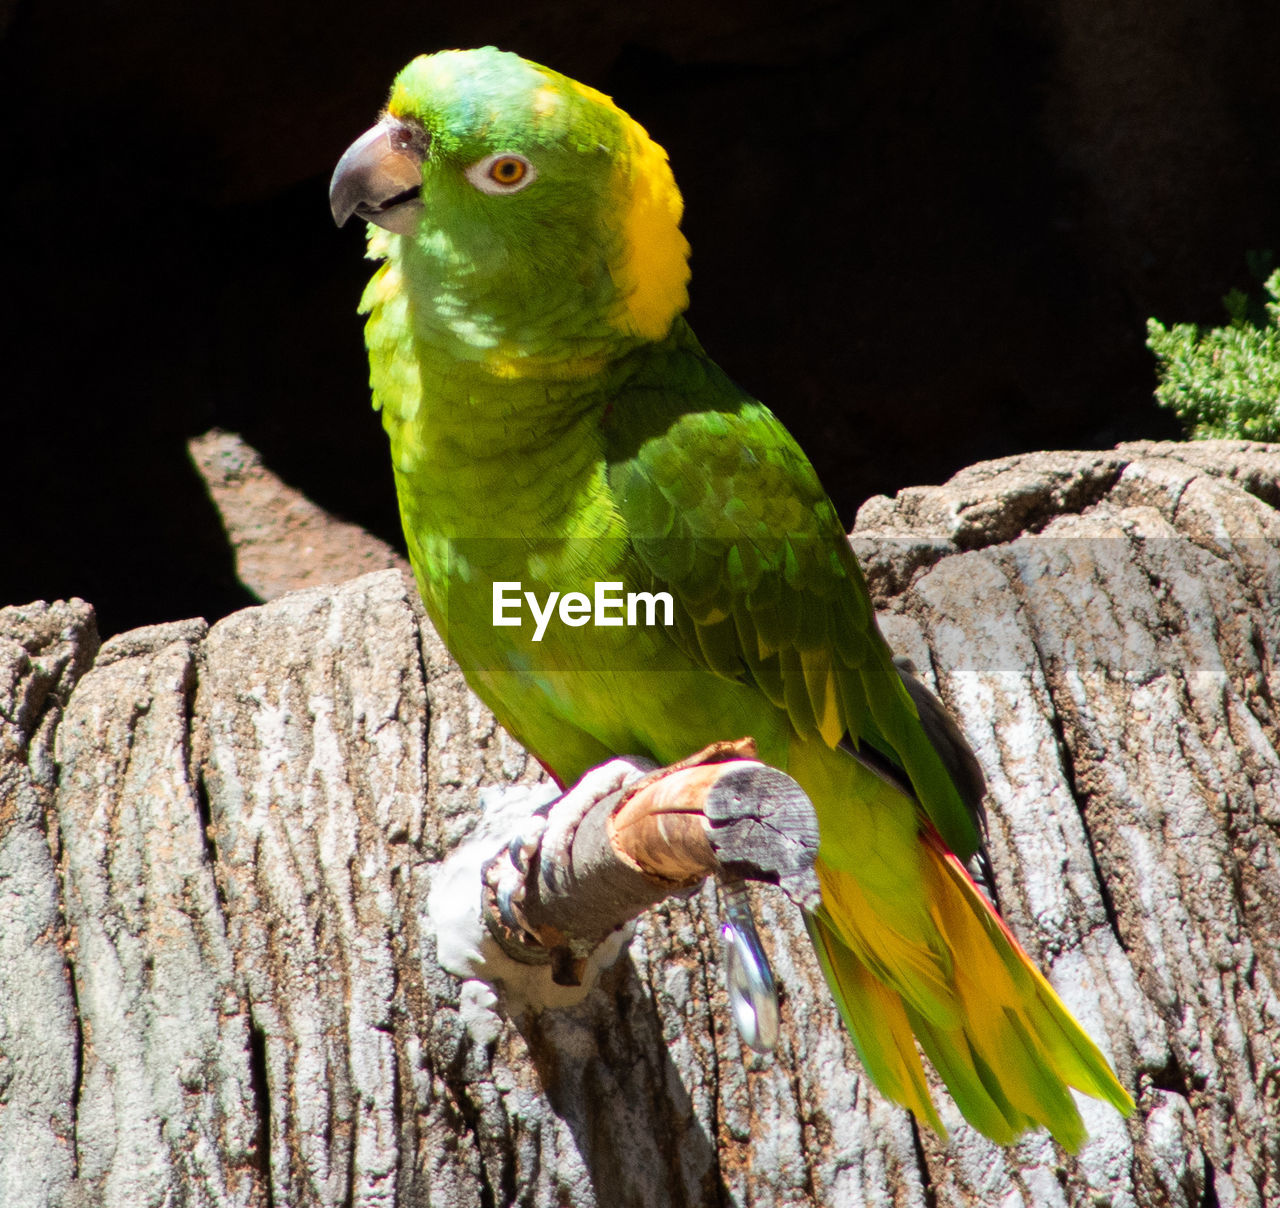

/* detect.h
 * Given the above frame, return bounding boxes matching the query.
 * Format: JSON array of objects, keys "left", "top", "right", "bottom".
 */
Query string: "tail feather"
[
  {"left": 806, "top": 911, "right": 946, "bottom": 1137},
  {"left": 924, "top": 830, "right": 1134, "bottom": 1118},
  {"left": 908, "top": 1001, "right": 1086, "bottom": 1148},
  {"left": 812, "top": 823, "right": 1134, "bottom": 1150}
]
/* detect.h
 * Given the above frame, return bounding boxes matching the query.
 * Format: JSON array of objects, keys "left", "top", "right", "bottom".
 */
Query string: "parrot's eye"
[{"left": 465, "top": 152, "right": 537, "bottom": 195}]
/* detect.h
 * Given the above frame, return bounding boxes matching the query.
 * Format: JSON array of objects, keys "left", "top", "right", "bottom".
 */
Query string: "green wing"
[{"left": 604, "top": 345, "right": 983, "bottom": 859}]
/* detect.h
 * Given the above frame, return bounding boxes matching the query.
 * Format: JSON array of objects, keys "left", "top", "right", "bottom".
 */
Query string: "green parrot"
[{"left": 331, "top": 46, "right": 1134, "bottom": 1147}]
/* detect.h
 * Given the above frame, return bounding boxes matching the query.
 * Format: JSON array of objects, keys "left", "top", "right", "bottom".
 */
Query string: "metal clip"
[{"left": 718, "top": 878, "right": 780, "bottom": 1054}]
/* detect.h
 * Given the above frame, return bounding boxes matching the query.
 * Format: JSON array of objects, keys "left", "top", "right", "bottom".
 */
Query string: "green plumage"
[{"left": 335, "top": 45, "right": 1133, "bottom": 1147}]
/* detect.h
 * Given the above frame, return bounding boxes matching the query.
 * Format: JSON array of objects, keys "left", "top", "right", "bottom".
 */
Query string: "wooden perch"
[{"left": 480, "top": 739, "right": 820, "bottom": 986}]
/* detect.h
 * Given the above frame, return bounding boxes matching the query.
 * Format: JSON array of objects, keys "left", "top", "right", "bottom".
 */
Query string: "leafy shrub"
[{"left": 1147, "top": 264, "right": 1280, "bottom": 441}]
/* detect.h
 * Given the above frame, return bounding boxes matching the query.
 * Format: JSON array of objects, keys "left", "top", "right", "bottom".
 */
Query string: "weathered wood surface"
[{"left": 1, "top": 440, "right": 1278, "bottom": 1207}]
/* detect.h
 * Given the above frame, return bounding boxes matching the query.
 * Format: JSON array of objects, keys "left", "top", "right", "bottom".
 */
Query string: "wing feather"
[{"left": 604, "top": 348, "right": 983, "bottom": 857}]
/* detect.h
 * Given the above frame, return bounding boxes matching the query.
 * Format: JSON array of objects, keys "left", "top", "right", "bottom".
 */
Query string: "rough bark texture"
[{"left": 1, "top": 440, "right": 1278, "bottom": 1207}]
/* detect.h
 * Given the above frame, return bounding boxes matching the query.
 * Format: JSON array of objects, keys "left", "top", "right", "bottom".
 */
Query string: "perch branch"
[{"left": 481, "top": 739, "right": 820, "bottom": 985}]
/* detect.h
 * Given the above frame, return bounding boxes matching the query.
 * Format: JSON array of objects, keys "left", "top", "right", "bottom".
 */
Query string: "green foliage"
[{"left": 1147, "top": 262, "right": 1280, "bottom": 441}]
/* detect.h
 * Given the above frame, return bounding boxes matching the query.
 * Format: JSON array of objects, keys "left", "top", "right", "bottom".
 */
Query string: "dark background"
[{"left": 3, "top": 0, "right": 1278, "bottom": 637}]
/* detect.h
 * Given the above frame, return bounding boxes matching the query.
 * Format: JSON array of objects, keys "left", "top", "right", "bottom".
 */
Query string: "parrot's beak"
[{"left": 330, "top": 118, "right": 430, "bottom": 235}]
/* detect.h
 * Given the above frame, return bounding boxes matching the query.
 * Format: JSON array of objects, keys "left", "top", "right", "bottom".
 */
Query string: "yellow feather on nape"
[
  {"left": 566, "top": 80, "right": 691, "bottom": 341},
  {"left": 613, "top": 123, "right": 691, "bottom": 339}
]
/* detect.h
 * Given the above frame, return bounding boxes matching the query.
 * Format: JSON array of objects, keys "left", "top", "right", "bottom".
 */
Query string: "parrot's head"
[{"left": 331, "top": 47, "right": 691, "bottom": 370}]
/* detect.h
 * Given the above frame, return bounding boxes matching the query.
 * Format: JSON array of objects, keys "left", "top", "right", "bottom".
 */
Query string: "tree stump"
[{"left": 1, "top": 440, "right": 1277, "bottom": 1207}]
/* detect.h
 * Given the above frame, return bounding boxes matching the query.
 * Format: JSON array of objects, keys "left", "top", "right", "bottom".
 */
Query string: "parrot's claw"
[
  {"left": 485, "top": 835, "right": 535, "bottom": 936},
  {"left": 495, "top": 879, "right": 522, "bottom": 933},
  {"left": 718, "top": 879, "right": 780, "bottom": 1054},
  {"left": 507, "top": 809, "right": 550, "bottom": 876},
  {"left": 487, "top": 806, "right": 550, "bottom": 934}
]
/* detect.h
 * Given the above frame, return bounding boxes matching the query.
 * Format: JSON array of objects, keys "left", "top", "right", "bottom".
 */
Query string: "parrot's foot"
[
  {"left": 479, "top": 745, "right": 819, "bottom": 1049},
  {"left": 538, "top": 757, "right": 657, "bottom": 894},
  {"left": 482, "top": 756, "right": 656, "bottom": 977},
  {"left": 491, "top": 804, "right": 550, "bottom": 934}
]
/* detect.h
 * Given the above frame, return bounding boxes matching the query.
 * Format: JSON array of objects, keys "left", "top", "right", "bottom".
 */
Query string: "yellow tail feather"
[
  {"left": 812, "top": 826, "right": 1134, "bottom": 1149},
  {"left": 807, "top": 911, "right": 946, "bottom": 1137}
]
